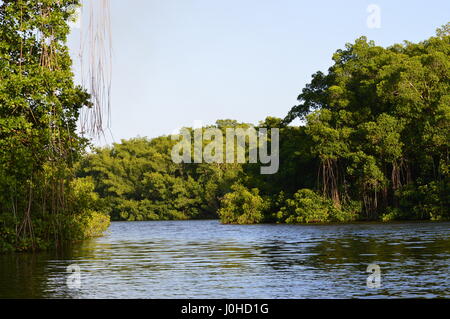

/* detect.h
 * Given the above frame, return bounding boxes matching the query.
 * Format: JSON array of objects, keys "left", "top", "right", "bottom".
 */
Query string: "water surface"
[{"left": 0, "top": 220, "right": 449, "bottom": 298}]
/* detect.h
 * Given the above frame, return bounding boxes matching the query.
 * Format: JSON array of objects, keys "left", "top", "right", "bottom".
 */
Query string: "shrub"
[
  {"left": 395, "top": 181, "right": 450, "bottom": 221},
  {"left": 81, "top": 211, "right": 111, "bottom": 238},
  {"left": 277, "top": 189, "right": 359, "bottom": 223},
  {"left": 331, "top": 200, "right": 361, "bottom": 222},
  {"left": 277, "top": 189, "right": 330, "bottom": 223},
  {"left": 69, "top": 177, "right": 110, "bottom": 239},
  {"left": 380, "top": 207, "right": 405, "bottom": 222},
  {"left": 218, "top": 184, "right": 268, "bottom": 224}
]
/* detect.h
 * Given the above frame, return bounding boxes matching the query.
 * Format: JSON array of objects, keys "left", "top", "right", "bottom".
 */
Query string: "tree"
[
  {"left": 0, "top": 0, "right": 109, "bottom": 252},
  {"left": 285, "top": 27, "right": 449, "bottom": 220},
  {"left": 218, "top": 184, "right": 267, "bottom": 224}
]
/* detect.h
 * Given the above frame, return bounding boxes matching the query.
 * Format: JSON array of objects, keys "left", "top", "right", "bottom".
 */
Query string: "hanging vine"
[{"left": 77, "top": 0, "right": 113, "bottom": 138}]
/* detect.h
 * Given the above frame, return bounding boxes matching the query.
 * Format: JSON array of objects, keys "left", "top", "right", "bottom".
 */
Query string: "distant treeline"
[{"left": 78, "top": 23, "right": 450, "bottom": 225}]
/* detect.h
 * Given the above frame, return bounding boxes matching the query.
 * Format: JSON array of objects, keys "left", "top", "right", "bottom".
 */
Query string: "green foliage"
[
  {"left": 284, "top": 25, "right": 450, "bottom": 221},
  {"left": 80, "top": 212, "right": 111, "bottom": 238},
  {"left": 277, "top": 189, "right": 331, "bottom": 223},
  {"left": 380, "top": 207, "right": 407, "bottom": 222},
  {"left": 394, "top": 181, "right": 450, "bottom": 221},
  {"left": 0, "top": 1, "right": 109, "bottom": 252},
  {"left": 276, "top": 189, "right": 358, "bottom": 224},
  {"left": 218, "top": 184, "right": 267, "bottom": 224},
  {"left": 78, "top": 130, "right": 245, "bottom": 221},
  {"left": 68, "top": 177, "right": 110, "bottom": 239}
]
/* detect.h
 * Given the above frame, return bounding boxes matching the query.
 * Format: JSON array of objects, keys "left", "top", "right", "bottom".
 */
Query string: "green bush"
[
  {"left": 68, "top": 177, "right": 111, "bottom": 240},
  {"left": 218, "top": 184, "right": 268, "bottom": 224},
  {"left": 0, "top": 176, "right": 111, "bottom": 253},
  {"left": 81, "top": 211, "right": 111, "bottom": 238},
  {"left": 380, "top": 207, "right": 406, "bottom": 222},
  {"left": 395, "top": 181, "right": 450, "bottom": 221},
  {"left": 277, "top": 189, "right": 358, "bottom": 223},
  {"left": 277, "top": 189, "right": 330, "bottom": 223},
  {"left": 331, "top": 200, "right": 361, "bottom": 222}
]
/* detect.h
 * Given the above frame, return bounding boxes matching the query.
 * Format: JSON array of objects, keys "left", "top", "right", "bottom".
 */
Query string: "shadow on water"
[
  {"left": 0, "top": 241, "right": 99, "bottom": 298},
  {"left": 0, "top": 252, "right": 49, "bottom": 298}
]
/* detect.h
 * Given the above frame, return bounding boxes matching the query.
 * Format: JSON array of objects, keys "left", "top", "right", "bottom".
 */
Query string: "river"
[{"left": 0, "top": 220, "right": 449, "bottom": 298}]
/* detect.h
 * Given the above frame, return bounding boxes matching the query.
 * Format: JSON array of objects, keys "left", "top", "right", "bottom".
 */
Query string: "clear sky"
[{"left": 68, "top": 0, "right": 450, "bottom": 145}]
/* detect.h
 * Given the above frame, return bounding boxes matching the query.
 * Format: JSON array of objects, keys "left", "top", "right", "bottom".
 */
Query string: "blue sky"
[{"left": 68, "top": 0, "right": 450, "bottom": 145}]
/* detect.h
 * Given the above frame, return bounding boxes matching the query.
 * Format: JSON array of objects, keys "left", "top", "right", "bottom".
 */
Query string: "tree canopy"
[{"left": 80, "top": 24, "right": 449, "bottom": 224}]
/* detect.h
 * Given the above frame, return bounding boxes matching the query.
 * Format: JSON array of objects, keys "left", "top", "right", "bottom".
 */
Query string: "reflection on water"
[{"left": 0, "top": 220, "right": 449, "bottom": 298}]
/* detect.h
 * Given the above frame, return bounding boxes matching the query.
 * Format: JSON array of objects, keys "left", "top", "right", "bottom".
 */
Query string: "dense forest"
[
  {"left": 78, "top": 23, "right": 450, "bottom": 225},
  {"left": 0, "top": 0, "right": 448, "bottom": 253}
]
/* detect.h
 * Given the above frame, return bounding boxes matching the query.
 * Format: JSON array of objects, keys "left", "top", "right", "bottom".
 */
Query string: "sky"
[{"left": 68, "top": 0, "right": 450, "bottom": 146}]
